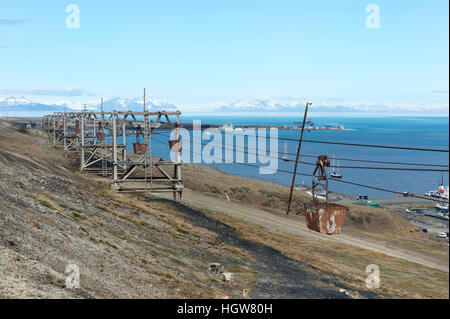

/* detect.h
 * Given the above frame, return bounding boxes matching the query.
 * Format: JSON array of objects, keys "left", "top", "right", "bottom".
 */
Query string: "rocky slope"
[{"left": 0, "top": 120, "right": 357, "bottom": 298}]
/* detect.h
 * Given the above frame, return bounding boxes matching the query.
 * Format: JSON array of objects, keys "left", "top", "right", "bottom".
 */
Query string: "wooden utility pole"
[
  {"left": 143, "top": 88, "right": 146, "bottom": 112},
  {"left": 286, "top": 102, "right": 311, "bottom": 215}
]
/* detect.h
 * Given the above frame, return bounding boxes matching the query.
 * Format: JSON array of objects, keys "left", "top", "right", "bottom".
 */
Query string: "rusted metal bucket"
[
  {"left": 74, "top": 127, "right": 80, "bottom": 134},
  {"left": 304, "top": 202, "right": 348, "bottom": 235},
  {"left": 133, "top": 142, "right": 147, "bottom": 154},
  {"left": 168, "top": 140, "right": 183, "bottom": 152},
  {"left": 96, "top": 132, "right": 105, "bottom": 141}
]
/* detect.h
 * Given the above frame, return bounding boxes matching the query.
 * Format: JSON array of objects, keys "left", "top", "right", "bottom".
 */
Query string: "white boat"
[
  {"left": 330, "top": 155, "right": 342, "bottom": 179},
  {"left": 425, "top": 177, "right": 449, "bottom": 201},
  {"left": 282, "top": 142, "right": 289, "bottom": 161},
  {"left": 294, "top": 185, "right": 307, "bottom": 191},
  {"left": 439, "top": 185, "right": 449, "bottom": 201},
  {"left": 220, "top": 123, "right": 234, "bottom": 131},
  {"left": 305, "top": 190, "right": 326, "bottom": 200},
  {"left": 435, "top": 201, "right": 449, "bottom": 213}
]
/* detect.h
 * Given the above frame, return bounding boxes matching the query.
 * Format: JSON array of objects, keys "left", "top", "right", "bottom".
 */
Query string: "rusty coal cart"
[
  {"left": 303, "top": 155, "right": 348, "bottom": 235},
  {"left": 133, "top": 124, "right": 148, "bottom": 154},
  {"left": 96, "top": 121, "right": 107, "bottom": 141}
]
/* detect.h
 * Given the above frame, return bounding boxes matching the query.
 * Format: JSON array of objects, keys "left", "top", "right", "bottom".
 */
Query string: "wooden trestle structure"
[{"left": 41, "top": 110, "right": 183, "bottom": 200}]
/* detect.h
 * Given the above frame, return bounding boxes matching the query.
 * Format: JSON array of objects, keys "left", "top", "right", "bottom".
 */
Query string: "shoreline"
[{"left": 2, "top": 117, "right": 357, "bottom": 132}]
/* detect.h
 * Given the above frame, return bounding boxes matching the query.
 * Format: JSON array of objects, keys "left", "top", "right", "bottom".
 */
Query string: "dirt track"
[{"left": 157, "top": 189, "right": 449, "bottom": 273}]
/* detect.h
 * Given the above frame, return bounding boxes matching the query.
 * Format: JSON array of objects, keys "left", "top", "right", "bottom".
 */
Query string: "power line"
[
  {"left": 151, "top": 136, "right": 445, "bottom": 202},
  {"left": 297, "top": 153, "right": 448, "bottom": 168},
  {"left": 300, "top": 139, "right": 449, "bottom": 153},
  {"left": 159, "top": 129, "right": 449, "bottom": 153},
  {"left": 155, "top": 132, "right": 448, "bottom": 172},
  {"left": 155, "top": 130, "right": 448, "bottom": 168}
]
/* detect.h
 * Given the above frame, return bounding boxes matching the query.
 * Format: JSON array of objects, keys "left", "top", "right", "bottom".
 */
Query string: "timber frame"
[{"left": 41, "top": 110, "right": 183, "bottom": 200}]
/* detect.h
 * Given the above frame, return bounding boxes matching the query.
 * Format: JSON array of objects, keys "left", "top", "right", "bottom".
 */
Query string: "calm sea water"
[{"left": 125, "top": 115, "right": 449, "bottom": 198}]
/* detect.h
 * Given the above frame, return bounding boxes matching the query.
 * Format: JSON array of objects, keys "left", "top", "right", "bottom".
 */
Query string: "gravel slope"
[{"left": 0, "top": 122, "right": 364, "bottom": 299}]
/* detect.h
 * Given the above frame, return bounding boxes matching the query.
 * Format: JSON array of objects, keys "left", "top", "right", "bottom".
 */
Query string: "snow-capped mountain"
[
  {"left": 0, "top": 96, "right": 67, "bottom": 113},
  {"left": 217, "top": 98, "right": 449, "bottom": 113},
  {"left": 0, "top": 96, "right": 33, "bottom": 106},
  {"left": 218, "top": 99, "right": 301, "bottom": 112},
  {"left": 2, "top": 96, "right": 447, "bottom": 116},
  {"left": 96, "top": 97, "right": 178, "bottom": 112},
  {"left": 0, "top": 96, "right": 179, "bottom": 117}
]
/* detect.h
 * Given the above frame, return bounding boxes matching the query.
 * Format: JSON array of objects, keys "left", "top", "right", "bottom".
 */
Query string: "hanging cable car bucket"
[
  {"left": 96, "top": 132, "right": 106, "bottom": 141},
  {"left": 168, "top": 140, "right": 183, "bottom": 152},
  {"left": 304, "top": 202, "right": 348, "bottom": 235},
  {"left": 133, "top": 143, "right": 147, "bottom": 154}
]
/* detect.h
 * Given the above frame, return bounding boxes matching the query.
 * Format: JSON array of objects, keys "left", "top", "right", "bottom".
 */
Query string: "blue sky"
[{"left": 0, "top": 0, "right": 448, "bottom": 112}]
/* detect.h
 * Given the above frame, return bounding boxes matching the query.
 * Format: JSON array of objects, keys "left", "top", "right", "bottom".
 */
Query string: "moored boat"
[
  {"left": 435, "top": 201, "right": 449, "bottom": 213},
  {"left": 330, "top": 155, "right": 342, "bottom": 179},
  {"left": 282, "top": 142, "right": 289, "bottom": 161}
]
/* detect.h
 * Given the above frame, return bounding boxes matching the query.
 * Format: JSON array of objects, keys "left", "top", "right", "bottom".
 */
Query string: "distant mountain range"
[
  {"left": 1, "top": 96, "right": 447, "bottom": 116},
  {"left": 0, "top": 96, "right": 178, "bottom": 116},
  {"left": 218, "top": 99, "right": 307, "bottom": 112},
  {"left": 95, "top": 97, "right": 178, "bottom": 112},
  {"left": 0, "top": 97, "right": 66, "bottom": 113},
  {"left": 217, "top": 99, "right": 449, "bottom": 113}
]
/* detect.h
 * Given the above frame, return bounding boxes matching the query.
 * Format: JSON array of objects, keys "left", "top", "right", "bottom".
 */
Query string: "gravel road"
[{"left": 156, "top": 189, "right": 449, "bottom": 273}]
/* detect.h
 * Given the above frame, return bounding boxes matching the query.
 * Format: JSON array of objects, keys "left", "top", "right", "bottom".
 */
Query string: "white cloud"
[
  {"left": 0, "top": 19, "right": 28, "bottom": 25},
  {"left": 0, "top": 87, "right": 95, "bottom": 97}
]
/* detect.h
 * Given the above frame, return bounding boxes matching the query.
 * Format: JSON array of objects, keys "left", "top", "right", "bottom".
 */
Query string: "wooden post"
[
  {"left": 53, "top": 114, "right": 56, "bottom": 147},
  {"left": 112, "top": 112, "right": 118, "bottom": 185},
  {"left": 63, "top": 107, "right": 67, "bottom": 154},
  {"left": 174, "top": 113, "right": 181, "bottom": 200},
  {"left": 93, "top": 114, "right": 96, "bottom": 141},
  {"left": 80, "top": 113, "right": 85, "bottom": 172},
  {"left": 286, "top": 103, "right": 311, "bottom": 215},
  {"left": 122, "top": 121, "right": 126, "bottom": 161}
]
